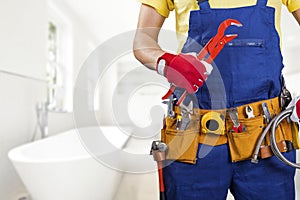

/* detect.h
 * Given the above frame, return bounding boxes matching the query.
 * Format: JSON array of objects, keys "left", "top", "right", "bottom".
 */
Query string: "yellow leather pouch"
[
  {"left": 161, "top": 115, "right": 200, "bottom": 164},
  {"left": 227, "top": 115, "right": 266, "bottom": 162},
  {"left": 279, "top": 120, "right": 300, "bottom": 149}
]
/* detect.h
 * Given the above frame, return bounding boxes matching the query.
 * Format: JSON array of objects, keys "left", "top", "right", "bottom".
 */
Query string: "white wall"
[
  {"left": 0, "top": 0, "right": 48, "bottom": 199},
  {"left": 0, "top": 74, "right": 47, "bottom": 200},
  {"left": 281, "top": 6, "right": 300, "bottom": 95},
  {"left": 0, "top": 0, "right": 47, "bottom": 80},
  {"left": 281, "top": 6, "right": 300, "bottom": 200},
  {"left": 0, "top": 1, "right": 101, "bottom": 199},
  {"left": 47, "top": 0, "right": 100, "bottom": 131}
]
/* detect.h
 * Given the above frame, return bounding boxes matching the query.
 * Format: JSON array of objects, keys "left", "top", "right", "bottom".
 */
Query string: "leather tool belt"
[{"left": 161, "top": 97, "right": 299, "bottom": 164}]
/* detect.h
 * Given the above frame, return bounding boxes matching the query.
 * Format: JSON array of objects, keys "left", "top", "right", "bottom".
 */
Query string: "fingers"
[
  {"left": 192, "top": 84, "right": 199, "bottom": 93},
  {"left": 191, "top": 78, "right": 204, "bottom": 93},
  {"left": 164, "top": 53, "right": 213, "bottom": 94}
]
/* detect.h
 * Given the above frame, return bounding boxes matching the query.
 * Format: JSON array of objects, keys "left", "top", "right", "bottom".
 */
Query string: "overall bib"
[
  {"left": 180, "top": 0, "right": 283, "bottom": 109},
  {"left": 163, "top": 0, "right": 296, "bottom": 199}
]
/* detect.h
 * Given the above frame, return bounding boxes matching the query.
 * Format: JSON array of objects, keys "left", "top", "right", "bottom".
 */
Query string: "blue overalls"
[{"left": 164, "top": 0, "right": 296, "bottom": 199}]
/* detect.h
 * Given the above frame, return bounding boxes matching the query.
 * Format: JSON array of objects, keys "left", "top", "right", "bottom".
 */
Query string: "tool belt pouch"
[
  {"left": 261, "top": 120, "right": 299, "bottom": 159},
  {"left": 152, "top": 150, "right": 166, "bottom": 162},
  {"left": 276, "top": 120, "right": 300, "bottom": 150},
  {"left": 227, "top": 115, "right": 296, "bottom": 162},
  {"left": 227, "top": 115, "right": 266, "bottom": 162},
  {"left": 161, "top": 116, "right": 200, "bottom": 164}
]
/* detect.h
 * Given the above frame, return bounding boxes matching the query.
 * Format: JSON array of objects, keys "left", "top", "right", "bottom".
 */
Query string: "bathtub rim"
[{"left": 8, "top": 126, "right": 130, "bottom": 164}]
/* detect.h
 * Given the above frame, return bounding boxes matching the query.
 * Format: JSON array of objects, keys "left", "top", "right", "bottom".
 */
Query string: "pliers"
[{"left": 162, "top": 18, "right": 243, "bottom": 106}]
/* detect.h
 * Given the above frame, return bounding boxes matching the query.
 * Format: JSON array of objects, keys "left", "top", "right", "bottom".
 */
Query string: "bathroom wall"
[
  {"left": 0, "top": 1, "right": 99, "bottom": 200},
  {"left": 0, "top": 1, "right": 47, "bottom": 80},
  {"left": 47, "top": 0, "right": 100, "bottom": 132},
  {"left": 281, "top": 6, "right": 300, "bottom": 94},
  {"left": 0, "top": 0, "right": 48, "bottom": 199},
  {"left": 281, "top": 6, "right": 300, "bottom": 199},
  {"left": 0, "top": 73, "right": 46, "bottom": 200}
]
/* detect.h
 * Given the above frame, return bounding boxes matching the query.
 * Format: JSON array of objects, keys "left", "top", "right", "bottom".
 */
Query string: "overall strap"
[
  {"left": 256, "top": 0, "right": 268, "bottom": 7},
  {"left": 197, "top": 0, "right": 211, "bottom": 11},
  {"left": 197, "top": 0, "right": 268, "bottom": 9}
]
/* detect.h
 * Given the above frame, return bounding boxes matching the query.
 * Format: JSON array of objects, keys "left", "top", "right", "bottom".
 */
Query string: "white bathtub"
[{"left": 8, "top": 126, "right": 130, "bottom": 200}]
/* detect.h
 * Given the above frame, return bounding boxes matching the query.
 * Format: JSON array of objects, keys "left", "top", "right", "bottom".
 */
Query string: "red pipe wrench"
[{"left": 162, "top": 19, "right": 243, "bottom": 106}]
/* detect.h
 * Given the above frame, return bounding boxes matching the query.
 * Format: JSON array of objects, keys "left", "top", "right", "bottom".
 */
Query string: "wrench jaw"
[
  {"left": 218, "top": 18, "right": 243, "bottom": 35},
  {"left": 223, "top": 34, "right": 238, "bottom": 42},
  {"left": 203, "top": 19, "right": 242, "bottom": 64},
  {"left": 231, "top": 22, "right": 243, "bottom": 27},
  {"left": 206, "top": 34, "right": 238, "bottom": 64}
]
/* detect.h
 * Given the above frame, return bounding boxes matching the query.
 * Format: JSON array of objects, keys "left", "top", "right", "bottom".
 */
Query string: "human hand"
[{"left": 156, "top": 52, "right": 213, "bottom": 94}]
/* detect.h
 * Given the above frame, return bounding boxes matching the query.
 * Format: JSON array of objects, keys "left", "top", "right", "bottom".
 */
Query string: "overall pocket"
[
  {"left": 161, "top": 116, "right": 200, "bottom": 164},
  {"left": 227, "top": 115, "right": 265, "bottom": 162}
]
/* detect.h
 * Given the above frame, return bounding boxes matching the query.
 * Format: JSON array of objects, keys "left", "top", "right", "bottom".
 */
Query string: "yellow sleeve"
[
  {"left": 282, "top": 0, "right": 300, "bottom": 12},
  {"left": 136, "top": 0, "right": 174, "bottom": 18}
]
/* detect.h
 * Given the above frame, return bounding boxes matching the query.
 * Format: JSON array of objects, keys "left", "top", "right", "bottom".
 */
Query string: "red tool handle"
[
  {"left": 162, "top": 85, "right": 176, "bottom": 100},
  {"left": 233, "top": 125, "right": 243, "bottom": 133},
  {"left": 162, "top": 86, "right": 187, "bottom": 106},
  {"left": 157, "top": 161, "right": 166, "bottom": 200}
]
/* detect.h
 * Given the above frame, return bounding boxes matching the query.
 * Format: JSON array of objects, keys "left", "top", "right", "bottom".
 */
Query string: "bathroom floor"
[
  {"left": 115, "top": 139, "right": 300, "bottom": 200},
  {"left": 114, "top": 173, "right": 158, "bottom": 200},
  {"left": 114, "top": 172, "right": 235, "bottom": 200},
  {"left": 114, "top": 138, "right": 235, "bottom": 200}
]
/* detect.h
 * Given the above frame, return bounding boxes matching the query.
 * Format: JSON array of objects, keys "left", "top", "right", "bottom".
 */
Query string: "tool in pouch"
[
  {"left": 228, "top": 108, "right": 246, "bottom": 133},
  {"left": 251, "top": 97, "right": 300, "bottom": 168},
  {"left": 279, "top": 78, "right": 292, "bottom": 110},
  {"left": 201, "top": 111, "right": 225, "bottom": 135},
  {"left": 262, "top": 102, "right": 272, "bottom": 124},
  {"left": 177, "top": 101, "right": 193, "bottom": 130},
  {"left": 162, "top": 92, "right": 194, "bottom": 131},
  {"left": 161, "top": 19, "right": 243, "bottom": 106},
  {"left": 162, "top": 94, "right": 176, "bottom": 118},
  {"left": 246, "top": 105, "right": 254, "bottom": 118}
]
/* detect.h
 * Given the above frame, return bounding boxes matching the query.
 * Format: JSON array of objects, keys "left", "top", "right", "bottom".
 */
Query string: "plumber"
[{"left": 134, "top": 0, "right": 300, "bottom": 199}]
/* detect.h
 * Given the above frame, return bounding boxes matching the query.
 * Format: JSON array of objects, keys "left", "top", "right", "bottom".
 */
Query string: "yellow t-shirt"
[{"left": 138, "top": 0, "right": 300, "bottom": 50}]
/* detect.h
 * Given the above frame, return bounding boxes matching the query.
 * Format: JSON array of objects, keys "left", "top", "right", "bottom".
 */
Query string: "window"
[
  {"left": 47, "top": 3, "right": 73, "bottom": 112},
  {"left": 47, "top": 21, "right": 58, "bottom": 108}
]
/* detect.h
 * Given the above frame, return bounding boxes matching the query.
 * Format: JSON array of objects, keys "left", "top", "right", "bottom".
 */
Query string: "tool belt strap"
[{"left": 174, "top": 97, "right": 281, "bottom": 146}]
